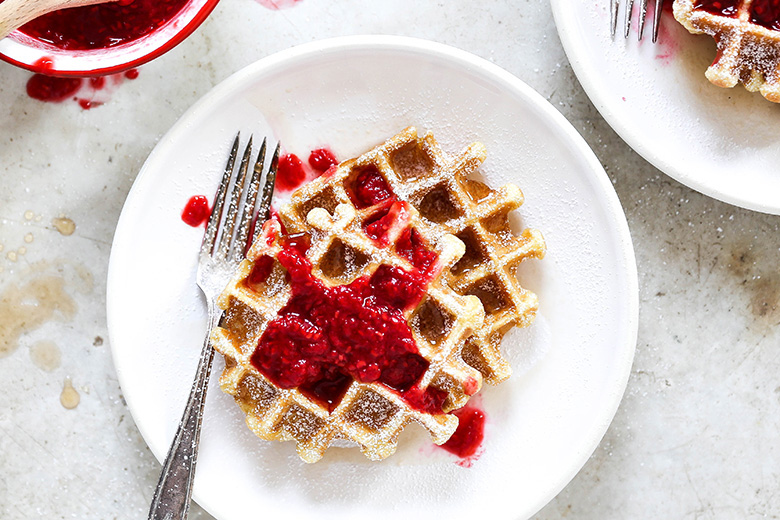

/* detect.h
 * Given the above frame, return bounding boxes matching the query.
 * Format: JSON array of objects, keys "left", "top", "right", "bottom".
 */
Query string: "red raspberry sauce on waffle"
[
  {"left": 750, "top": 0, "right": 780, "bottom": 30},
  {"left": 14, "top": 0, "right": 190, "bottom": 50},
  {"left": 181, "top": 195, "right": 210, "bottom": 227},
  {"left": 250, "top": 232, "right": 447, "bottom": 414},
  {"left": 694, "top": 0, "right": 741, "bottom": 16},
  {"left": 350, "top": 166, "right": 393, "bottom": 208}
]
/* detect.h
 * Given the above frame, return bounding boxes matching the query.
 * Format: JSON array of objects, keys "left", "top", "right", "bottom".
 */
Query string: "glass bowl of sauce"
[{"left": 0, "top": 0, "right": 220, "bottom": 76}]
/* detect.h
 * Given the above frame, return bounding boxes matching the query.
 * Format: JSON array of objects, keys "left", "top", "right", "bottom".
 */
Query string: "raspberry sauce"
[
  {"left": 275, "top": 153, "right": 307, "bottom": 192},
  {"left": 13, "top": 0, "right": 191, "bottom": 50},
  {"left": 440, "top": 405, "right": 486, "bottom": 462},
  {"left": 750, "top": 0, "right": 780, "bottom": 30},
  {"left": 308, "top": 148, "right": 338, "bottom": 173},
  {"left": 693, "top": 0, "right": 741, "bottom": 16},
  {"left": 250, "top": 232, "right": 446, "bottom": 414},
  {"left": 26, "top": 75, "right": 82, "bottom": 102},
  {"left": 350, "top": 166, "right": 393, "bottom": 208},
  {"left": 181, "top": 195, "right": 210, "bottom": 227}
]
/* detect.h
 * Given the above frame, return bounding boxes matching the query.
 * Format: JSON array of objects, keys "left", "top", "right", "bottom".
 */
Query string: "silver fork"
[
  {"left": 148, "top": 134, "right": 280, "bottom": 520},
  {"left": 611, "top": 0, "right": 664, "bottom": 42}
]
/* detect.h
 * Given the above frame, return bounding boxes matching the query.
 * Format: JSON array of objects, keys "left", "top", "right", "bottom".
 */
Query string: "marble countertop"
[{"left": 1, "top": 1, "right": 778, "bottom": 518}]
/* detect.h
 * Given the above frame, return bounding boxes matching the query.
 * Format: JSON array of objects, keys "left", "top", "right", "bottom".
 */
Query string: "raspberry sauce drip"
[
  {"left": 26, "top": 75, "right": 82, "bottom": 102},
  {"left": 250, "top": 233, "right": 445, "bottom": 414},
  {"left": 275, "top": 153, "right": 307, "bottom": 192},
  {"left": 750, "top": 0, "right": 780, "bottom": 30},
  {"left": 308, "top": 148, "right": 338, "bottom": 173},
  {"left": 693, "top": 0, "right": 741, "bottom": 16},
  {"left": 440, "top": 405, "right": 486, "bottom": 460},
  {"left": 181, "top": 195, "right": 210, "bottom": 227},
  {"left": 14, "top": 0, "right": 190, "bottom": 50}
]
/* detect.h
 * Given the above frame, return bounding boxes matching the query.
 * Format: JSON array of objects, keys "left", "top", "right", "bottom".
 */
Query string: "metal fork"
[
  {"left": 611, "top": 0, "right": 664, "bottom": 42},
  {"left": 148, "top": 134, "right": 280, "bottom": 520}
]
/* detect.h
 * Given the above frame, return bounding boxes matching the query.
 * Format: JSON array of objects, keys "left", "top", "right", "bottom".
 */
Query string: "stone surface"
[{"left": 0, "top": 0, "right": 778, "bottom": 519}]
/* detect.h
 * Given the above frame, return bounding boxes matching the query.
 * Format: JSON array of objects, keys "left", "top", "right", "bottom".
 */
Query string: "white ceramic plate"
[
  {"left": 551, "top": 1, "right": 780, "bottom": 215},
  {"left": 107, "top": 36, "right": 638, "bottom": 520}
]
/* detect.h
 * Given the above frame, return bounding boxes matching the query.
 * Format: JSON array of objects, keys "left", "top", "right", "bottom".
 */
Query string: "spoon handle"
[{"left": 0, "top": 0, "right": 116, "bottom": 41}]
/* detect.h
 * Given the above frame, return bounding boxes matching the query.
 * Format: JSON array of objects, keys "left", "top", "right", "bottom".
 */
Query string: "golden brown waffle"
[
  {"left": 282, "top": 127, "right": 546, "bottom": 385},
  {"left": 675, "top": 0, "right": 780, "bottom": 102},
  {"left": 211, "top": 199, "right": 486, "bottom": 462}
]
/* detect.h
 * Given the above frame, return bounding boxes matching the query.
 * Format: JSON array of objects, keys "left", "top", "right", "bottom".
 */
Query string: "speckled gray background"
[{"left": 0, "top": 1, "right": 778, "bottom": 519}]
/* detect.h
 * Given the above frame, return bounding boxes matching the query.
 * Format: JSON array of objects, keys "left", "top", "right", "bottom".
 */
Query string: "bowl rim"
[{"left": 0, "top": 0, "right": 220, "bottom": 77}]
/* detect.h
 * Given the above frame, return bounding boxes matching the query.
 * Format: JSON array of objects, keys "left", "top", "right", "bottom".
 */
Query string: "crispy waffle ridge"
[
  {"left": 675, "top": 0, "right": 780, "bottom": 102},
  {"left": 281, "top": 127, "right": 546, "bottom": 385},
  {"left": 210, "top": 201, "right": 486, "bottom": 462}
]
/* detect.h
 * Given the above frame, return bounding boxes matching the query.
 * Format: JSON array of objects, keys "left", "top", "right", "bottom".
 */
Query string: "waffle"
[
  {"left": 282, "top": 127, "right": 546, "bottom": 385},
  {"left": 210, "top": 198, "right": 486, "bottom": 462},
  {"left": 674, "top": 0, "right": 780, "bottom": 102}
]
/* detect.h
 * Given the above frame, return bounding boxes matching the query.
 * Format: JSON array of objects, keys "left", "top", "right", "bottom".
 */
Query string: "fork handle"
[{"left": 148, "top": 309, "right": 220, "bottom": 520}]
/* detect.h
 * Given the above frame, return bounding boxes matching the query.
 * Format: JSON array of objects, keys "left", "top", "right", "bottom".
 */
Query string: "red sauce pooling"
[
  {"left": 181, "top": 195, "right": 210, "bottom": 227},
  {"left": 16, "top": 0, "right": 190, "bottom": 50},
  {"left": 125, "top": 68, "right": 140, "bottom": 80},
  {"left": 275, "top": 153, "right": 307, "bottom": 192},
  {"left": 308, "top": 148, "right": 338, "bottom": 173},
  {"left": 350, "top": 166, "right": 393, "bottom": 208},
  {"left": 245, "top": 255, "right": 275, "bottom": 290},
  {"left": 440, "top": 405, "right": 486, "bottom": 459},
  {"left": 250, "top": 233, "right": 446, "bottom": 414},
  {"left": 750, "top": 0, "right": 780, "bottom": 30},
  {"left": 396, "top": 227, "right": 439, "bottom": 272},
  {"left": 363, "top": 201, "right": 407, "bottom": 246},
  {"left": 693, "top": 0, "right": 741, "bottom": 16},
  {"left": 26, "top": 74, "right": 82, "bottom": 102}
]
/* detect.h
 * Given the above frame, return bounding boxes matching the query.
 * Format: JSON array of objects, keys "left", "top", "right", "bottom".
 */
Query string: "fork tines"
[
  {"left": 202, "top": 134, "right": 280, "bottom": 264},
  {"left": 611, "top": 0, "right": 664, "bottom": 42}
]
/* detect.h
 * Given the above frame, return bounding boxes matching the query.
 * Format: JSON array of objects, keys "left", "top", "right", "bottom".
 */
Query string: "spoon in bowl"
[{"left": 0, "top": 0, "right": 119, "bottom": 41}]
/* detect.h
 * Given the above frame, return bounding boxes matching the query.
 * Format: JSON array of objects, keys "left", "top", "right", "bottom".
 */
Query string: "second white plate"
[
  {"left": 552, "top": 1, "right": 780, "bottom": 215},
  {"left": 107, "top": 36, "right": 638, "bottom": 520}
]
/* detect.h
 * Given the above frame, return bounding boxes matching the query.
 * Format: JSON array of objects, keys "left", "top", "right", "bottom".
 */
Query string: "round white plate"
[
  {"left": 551, "top": 1, "right": 780, "bottom": 215},
  {"left": 107, "top": 36, "right": 638, "bottom": 520}
]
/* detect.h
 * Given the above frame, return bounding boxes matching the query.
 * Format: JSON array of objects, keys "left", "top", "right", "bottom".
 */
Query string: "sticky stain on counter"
[
  {"left": 749, "top": 274, "right": 780, "bottom": 322},
  {"left": 60, "top": 378, "right": 80, "bottom": 409},
  {"left": 725, "top": 245, "right": 780, "bottom": 325},
  {"left": 52, "top": 217, "right": 76, "bottom": 236},
  {"left": 30, "top": 340, "right": 62, "bottom": 371},
  {"left": 0, "top": 275, "right": 77, "bottom": 358}
]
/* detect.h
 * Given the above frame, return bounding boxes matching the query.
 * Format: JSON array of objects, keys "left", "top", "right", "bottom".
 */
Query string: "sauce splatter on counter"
[
  {"left": 26, "top": 69, "right": 140, "bottom": 109},
  {"left": 255, "top": 0, "right": 304, "bottom": 10}
]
